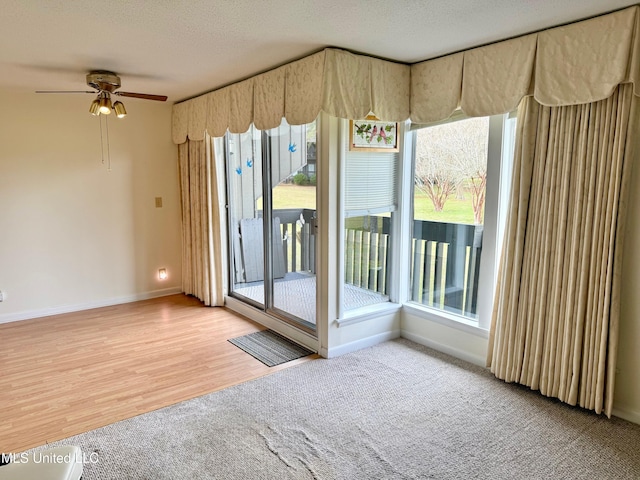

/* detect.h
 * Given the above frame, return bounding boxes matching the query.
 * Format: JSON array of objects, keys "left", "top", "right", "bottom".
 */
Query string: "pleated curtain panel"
[
  {"left": 178, "top": 136, "right": 226, "bottom": 307},
  {"left": 488, "top": 85, "right": 637, "bottom": 417},
  {"left": 172, "top": 5, "right": 640, "bottom": 414}
]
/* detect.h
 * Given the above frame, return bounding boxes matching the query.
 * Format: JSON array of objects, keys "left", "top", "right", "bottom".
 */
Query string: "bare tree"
[
  {"left": 468, "top": 170, "right": 487, "bottom": 224},
  {"left": 414, "top": 136, "right": 459, "bottom": 211},
  {"left": 414, "top": 117, "right": 489, "bottom": 223}
]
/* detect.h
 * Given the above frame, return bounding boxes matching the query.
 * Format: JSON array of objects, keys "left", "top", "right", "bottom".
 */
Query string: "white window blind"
[{"left": 344, "top": 148, "right": 398, "bottom": 216}]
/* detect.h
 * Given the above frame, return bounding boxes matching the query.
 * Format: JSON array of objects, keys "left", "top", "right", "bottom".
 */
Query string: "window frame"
[
  {"left": 403, "top": 112, "right": 514, "bottom": 332},
  {"left": 337, "top": 118, "right": 406, "bottom": 321}
]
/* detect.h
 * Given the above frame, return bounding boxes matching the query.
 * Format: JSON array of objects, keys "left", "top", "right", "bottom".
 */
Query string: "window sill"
[
  {"left": 336, "top": 302, "right": 402, "bottom": 327},
  {"left": 402, "top": 302, "right": 489, "bottom": 338}
]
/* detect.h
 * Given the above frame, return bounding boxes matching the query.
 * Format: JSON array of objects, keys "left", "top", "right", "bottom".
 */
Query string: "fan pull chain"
[
  {"left": 99, "top": 115, "right": 105, "bottom": 165},
  {"left": 105, "top": 114, "right": 111, "bottom": 171},
  {"left": 98, "top": 114, "right": 112, "bottom": 171}
]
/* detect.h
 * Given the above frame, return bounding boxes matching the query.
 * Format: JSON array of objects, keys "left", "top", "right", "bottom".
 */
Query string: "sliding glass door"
[
  {"left": 227, "top": 119, "right": 318, "bottom": 332},
  {"left": 227, "top": 126, "right": 266, "bottom": 307}
]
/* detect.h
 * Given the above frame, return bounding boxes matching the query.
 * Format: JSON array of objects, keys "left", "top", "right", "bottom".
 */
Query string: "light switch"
[{"left": 155, "top": 197, "right": 163, "bottom": 208}]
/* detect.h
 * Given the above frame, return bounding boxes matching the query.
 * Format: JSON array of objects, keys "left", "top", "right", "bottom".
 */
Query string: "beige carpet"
[{"left": 28, "top": 339, "right": 640, "bottom": 479}]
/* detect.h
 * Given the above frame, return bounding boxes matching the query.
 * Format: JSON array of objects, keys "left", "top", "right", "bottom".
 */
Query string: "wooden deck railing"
[
  {"left": 273, "top": 208, "right": 316, "bottom": 274},
  {"left": 410, "top": 220, "right": 483, "bottom": 317},
  {"left": 344, "top": 216, "right": 391, "bottom": 296},
  {"left": 272, "top": 210, "right": 483, "bottom": 317},
  {"left": 344, "top": 215, "right": 482, "bottom": 316}
]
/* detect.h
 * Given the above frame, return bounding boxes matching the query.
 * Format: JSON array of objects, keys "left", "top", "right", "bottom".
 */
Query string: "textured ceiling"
[{"left": 0, "top": 0, "right": 637, "bottom": 103}]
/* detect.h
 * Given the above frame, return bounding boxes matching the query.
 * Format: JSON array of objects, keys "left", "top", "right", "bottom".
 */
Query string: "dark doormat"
[{"left": 228, "top": 330, "right": 315, "bottom": 367}]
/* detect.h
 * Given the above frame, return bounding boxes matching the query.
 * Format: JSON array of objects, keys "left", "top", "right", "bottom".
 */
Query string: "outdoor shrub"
[
  {"left": 293, "top": 173, "right": 309, "bottom": 185},
  {"left": 309, "top": 174, "right": 317, "bottom": 186}
]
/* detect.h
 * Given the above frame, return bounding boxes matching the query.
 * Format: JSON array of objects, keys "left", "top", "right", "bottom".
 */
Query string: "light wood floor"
[{"left": 0, "top": 294, "right": 316, "bottom": 453}]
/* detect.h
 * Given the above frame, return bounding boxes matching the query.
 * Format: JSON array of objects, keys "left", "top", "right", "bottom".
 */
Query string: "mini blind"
[{"left": 344, "top": 147, "right": 398, "bottom": 217}]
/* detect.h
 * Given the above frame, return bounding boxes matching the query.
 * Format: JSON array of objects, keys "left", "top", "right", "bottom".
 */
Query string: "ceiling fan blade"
[
  {"left": 115, "top": 91, "right": 168, "bottom": 101},
  {"left": 35, "top": 90, "right": 96, "bottom": 94}
]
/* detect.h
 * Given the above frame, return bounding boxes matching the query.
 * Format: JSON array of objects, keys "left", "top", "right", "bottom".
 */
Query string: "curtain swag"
[{"left": 172, "top": 5, "right": 640, "bottom": 144}]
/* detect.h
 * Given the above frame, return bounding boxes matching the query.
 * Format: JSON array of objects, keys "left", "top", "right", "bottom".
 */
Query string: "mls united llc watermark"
[{"left": 1, "top": 450, "right": 99, "bottom": 465}]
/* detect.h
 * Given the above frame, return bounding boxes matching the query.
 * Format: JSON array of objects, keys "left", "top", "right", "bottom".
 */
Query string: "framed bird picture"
[{"left": 349, "top": 119, "right": 399, "bottom": 152}]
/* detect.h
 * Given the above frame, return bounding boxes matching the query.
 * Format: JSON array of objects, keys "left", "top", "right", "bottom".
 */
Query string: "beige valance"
[
  {"left": 173, "top": 50, "right": 410, "bottom": 143},
  {"left": 173, "top": 5, "right": 640, "bottom": 144},
  {"left": 410, "top": 53, "right": 463, "bottom": 124},
  {"left": 412, "top": 6, "right": 640, "bottom": 124}
]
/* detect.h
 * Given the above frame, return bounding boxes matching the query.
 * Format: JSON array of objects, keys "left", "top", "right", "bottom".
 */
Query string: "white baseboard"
[
  {"left": 0, "top": 287, "right": 183, "bottom": 324},
  {"left": 321, "top": 330, "right": 401, "bottom": 358},
  {"left": 612, "top": 404, "right": 640, "bottom": 425},
  {"left": 401, "top": 330, "right": 486, "bottom": 367}
]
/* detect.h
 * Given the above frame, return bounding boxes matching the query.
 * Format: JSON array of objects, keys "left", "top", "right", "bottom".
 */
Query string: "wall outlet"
[
  {"left": 0, "top": 290, "right": 4, "bottom": 302},
  {"left": 155, "top": 197, "right": 163, "bottom": 208}
]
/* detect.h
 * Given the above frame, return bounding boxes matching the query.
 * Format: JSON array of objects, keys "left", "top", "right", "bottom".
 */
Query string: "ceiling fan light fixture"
[
  {"left": 98, "top": 92, "right": 112, "bottom": 115},
  {"left": 113, "top": 101, "right": 127, "bottom": 118},
  {"left": 89, "top": 98, "right": 100, "bottom": 115}
]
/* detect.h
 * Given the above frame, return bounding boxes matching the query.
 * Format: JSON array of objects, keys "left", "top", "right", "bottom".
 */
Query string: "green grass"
[
  {"left": 413, "top": 192, "right": 477, "bottom": 225},
  {"left": 262, "top": 184, "right": 317, "bottom": 210},
  {"left": 270, "top": 184, "right": 479, "bottom": 225}
]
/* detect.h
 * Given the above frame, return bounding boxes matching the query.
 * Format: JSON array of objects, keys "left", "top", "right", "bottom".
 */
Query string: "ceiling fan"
[{"left": 36, "top": 70, "right": 167, "bottom": 118}]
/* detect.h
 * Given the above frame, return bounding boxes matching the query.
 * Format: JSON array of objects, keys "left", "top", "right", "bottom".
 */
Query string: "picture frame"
[{"left": 349, "top": 119, "right": 399, "bottom": 152}]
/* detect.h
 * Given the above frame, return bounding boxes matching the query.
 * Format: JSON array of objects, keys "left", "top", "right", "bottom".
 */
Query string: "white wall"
[
  {"left": 324, "top": 309, "right": 401, "bottom": 358},
  {"left": 401, "top": 311, "right": 488, "bottom": 367},
  {"left": 0, "top": 89, "right": 181, "bottom": 322}
]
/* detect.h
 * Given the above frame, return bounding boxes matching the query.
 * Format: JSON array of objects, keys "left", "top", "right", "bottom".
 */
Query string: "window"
[
  {"left": 409, "top": 113, "right": 516, "bottom": 326},
  {"left": 340, "top": 121, "right": 400, "bottom": 314}
]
